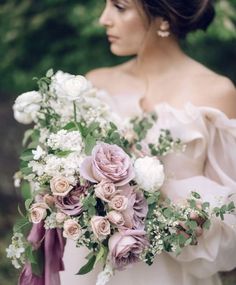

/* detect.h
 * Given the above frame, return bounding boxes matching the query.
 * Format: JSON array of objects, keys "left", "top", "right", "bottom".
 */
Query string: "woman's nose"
[{"left": 99, "top": 6, "right": 113, "bottom": 27}]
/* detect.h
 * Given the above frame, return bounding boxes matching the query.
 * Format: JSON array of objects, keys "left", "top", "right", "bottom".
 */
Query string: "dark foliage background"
[{"left": 0, "top": 0, "right": 235, "bottom": 284}]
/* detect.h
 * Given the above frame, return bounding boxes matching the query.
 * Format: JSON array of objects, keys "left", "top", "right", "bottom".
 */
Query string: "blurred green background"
[{"left": 0, "top": 0, "right": 235, "bottom": 284}]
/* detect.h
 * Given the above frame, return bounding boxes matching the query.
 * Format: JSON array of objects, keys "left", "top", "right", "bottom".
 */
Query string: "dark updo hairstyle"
[{"left": 138, "top": 0, "right": 215, "bottom": 38}]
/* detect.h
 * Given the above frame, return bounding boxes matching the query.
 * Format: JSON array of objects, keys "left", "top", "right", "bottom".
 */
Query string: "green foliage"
[{"left": 0, "top": 0, "right": 235, "bottom": 100}]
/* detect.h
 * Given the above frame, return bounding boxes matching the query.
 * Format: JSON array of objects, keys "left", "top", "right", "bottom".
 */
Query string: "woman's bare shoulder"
[
  {"left": 85, "top": 60, "right": 135, "bottom": 90},
  {"left": 185, "top": 60, "right": 236, "bottom": 118}
]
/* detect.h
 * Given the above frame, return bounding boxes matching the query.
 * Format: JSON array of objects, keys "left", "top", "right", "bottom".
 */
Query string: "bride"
[{"left": 60, "top": 0, "right": 236, "bottom": 284}]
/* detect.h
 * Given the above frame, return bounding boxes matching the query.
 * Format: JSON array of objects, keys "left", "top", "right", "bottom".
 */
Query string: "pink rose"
[
  {"left": 107, "top": 211, "right": 125, "bottom": 227},
  {"left": 50, "top": 176, "right": 73, "bottom": 196},
  {"left": 80, "top": 143, "right": 134, "bottom": 186},
  {"left": 91, "top": 216, "right": 111, "bottom": 240},
  {"left": 109, "top": 195, "right": 128, "bottom": 211},
  {"left": 55, "top": 212, "right": 67, "bottom": 224},
  {"left": 63, "top": 219, "right": 81, "bottom": 240},
  {"left": 109, "top": 229, "right": 149, "bottom": 270},
  {"left": 30, "top": 203, "right": 48, "bottom": 224},
  {"left": 94, "top": 180, "right": 116, "bottom": 202}
]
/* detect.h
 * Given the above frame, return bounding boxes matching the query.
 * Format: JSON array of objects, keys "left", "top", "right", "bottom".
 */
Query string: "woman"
[{"left": 60, "top": 0, "right": 236, "bottom": 284}]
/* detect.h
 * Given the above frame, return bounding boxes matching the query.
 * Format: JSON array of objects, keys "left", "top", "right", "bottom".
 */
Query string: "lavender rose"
[
  {"left": 80, "top": 143, "right": 134, "bottom": 186},
  {"left": 118, "top": 185, "right": 148, "bottom": 229},
  {"left": 109, "top": 229, "right": 149, "bottom": 270},
  {"left": 55, "top": 182, "right": 89, "bottom": 216}
]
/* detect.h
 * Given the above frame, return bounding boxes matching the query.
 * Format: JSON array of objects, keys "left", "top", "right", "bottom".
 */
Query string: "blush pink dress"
[{"left": 60, "top": 92, "right": 236, "bottom": 285}]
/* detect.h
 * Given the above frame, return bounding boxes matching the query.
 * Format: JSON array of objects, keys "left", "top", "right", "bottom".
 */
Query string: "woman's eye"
[{"left": 114, "top": 3, "right": 126, "bottom": 12}]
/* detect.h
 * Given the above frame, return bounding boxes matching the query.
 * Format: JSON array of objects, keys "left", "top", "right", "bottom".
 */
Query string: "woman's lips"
[{"left": 107, "top": 35, "right": 119, "bottom": 42}]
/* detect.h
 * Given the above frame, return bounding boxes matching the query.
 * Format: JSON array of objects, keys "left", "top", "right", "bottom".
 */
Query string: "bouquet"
[{"left": 7, "top": 70, "right": 235, "bottom": 285}]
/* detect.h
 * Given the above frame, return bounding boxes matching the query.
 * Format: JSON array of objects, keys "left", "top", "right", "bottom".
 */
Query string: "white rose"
[
  {"left": 63, "top": 75, "right": 91, "bottom": 101},
  {"left": 50, "top": 71, "right": 92, "bottom": 101},
  {"left": 13, "top": 91, "right": 42, "bottom": 124},
  {"left": 63, "top": 219, "right": 81, "bottom": 240},
  {"left": 91, "top": 216, "right": 111, "bottom": 240},
  {"left": 30, "top": 202, "right": 48, "bottom": 223},
  {"left": 134, "top": 156, "right": 165, "bottom": 192},
  {"left": 50, "top": 176, "right": 73, "bottom": 196}
]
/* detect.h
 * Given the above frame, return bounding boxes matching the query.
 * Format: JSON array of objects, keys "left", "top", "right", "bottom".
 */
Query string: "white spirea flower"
[
  {"left": 13, "top": 91, "right": 42, "bottom": 124},
  {"left": 47, "top": 129, "right": 83, "bottom": 152},
  {"left": 134, "top": 156, "right": 165, "bottom": 192},
  {"left": 32, "top": 145, "right": 46, "bottom": 160}
]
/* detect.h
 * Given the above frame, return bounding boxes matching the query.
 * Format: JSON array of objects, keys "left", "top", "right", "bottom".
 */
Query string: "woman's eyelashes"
[{"left": 112, "top": 0, "right": 126, "bottom": 12}]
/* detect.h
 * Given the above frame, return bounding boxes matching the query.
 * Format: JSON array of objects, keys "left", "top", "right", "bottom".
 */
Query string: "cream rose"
[
  {"left": 109, "top": 195, "right": 128, "bottom": 211},
  {"left": 134, "top": 156, "right": 165, "bottom": 192},
  {"left": 107, "top": 211, "right": 125, "bottom": 227},
  {"left": 56, "top": 212, "right": 67, "bottom": 224},
  {"left": 63, "top": 219, "right": 81, "bottom": 240},
  {"left": 50, "top": 176, "right": 73, "bottom": 196},
  {"left": 94, "top": 180, "right": 116, "bottom": 202},
  {"left": 30, "top": 202, "right": 48, "bottom": 224},
  {"left": 91, "top": 216, "right": 111, "bottom": 240}
]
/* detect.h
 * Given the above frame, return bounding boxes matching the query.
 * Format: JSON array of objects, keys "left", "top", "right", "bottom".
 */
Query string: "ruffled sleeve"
[{"left": 165, "top": 106, "right": 236, "bottom": 278}]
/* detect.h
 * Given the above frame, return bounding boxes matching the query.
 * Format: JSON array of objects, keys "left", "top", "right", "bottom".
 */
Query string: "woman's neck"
[{"left": 134, "top": 35, "right": 187, "bottom": 77}]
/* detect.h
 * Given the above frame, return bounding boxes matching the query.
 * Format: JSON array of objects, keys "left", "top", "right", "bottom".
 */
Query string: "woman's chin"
[{"left": 110, "top": 45, "right": 136, "bottom": 57}]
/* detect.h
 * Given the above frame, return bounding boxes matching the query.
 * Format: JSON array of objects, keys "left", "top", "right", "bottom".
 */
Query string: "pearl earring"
[{"left": 157, "top": 20, "right": 170, "bottom": 38}]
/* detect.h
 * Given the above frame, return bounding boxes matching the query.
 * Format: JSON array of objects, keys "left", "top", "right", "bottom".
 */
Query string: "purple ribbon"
[{"left": 18, "top": 222, "right": 66, "bottom": 285}]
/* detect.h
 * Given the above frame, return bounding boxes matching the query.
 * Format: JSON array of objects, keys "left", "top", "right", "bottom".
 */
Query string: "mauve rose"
[
  {"left": 80, "top": 143, "right": 134, "bottom": 186},
  {"left": 55, "top": 183, "right": 88, "bottom": 216},
  {"left": 109, "top": 195, "right": 128, "bottom": 211},
  {"left": 91, "top": 216, "right": 111, "bottom": 240},
  {"left": 50, "top": 176, "right": 73, "bottom": 197},
  {"left": 107, "top": 211, "right": 125, "bottom": 227},
  {"left": 63, "top": 219, "right": 81, "bottom": 240},
  {"left": 109, "top": 229, "right": 149, "bottom": 270},
  {"left": 118, "top": 185, "right": 148, "bottom": 229},
  {"left": 94, "top": 180, "right": 116, "bottom": 202}
]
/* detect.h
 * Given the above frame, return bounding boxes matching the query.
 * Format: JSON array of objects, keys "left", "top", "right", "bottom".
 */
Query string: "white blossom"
[{"left": 134, "top": 156, "right": 165, "bottom": 192}]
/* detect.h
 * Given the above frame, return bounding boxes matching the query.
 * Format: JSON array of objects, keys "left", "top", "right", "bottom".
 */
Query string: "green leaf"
[
  {"left": 76, "top": 255, "right": 96, "bottom": 275},
  {"left": 95, "top": 245, "right": 105, "bottom": 265},
  {"left": 22, "top": 129, "right": 34, "bottom": 146},
  {"left": 202, "top": 202, "right": 210, "bottom": 211},
  {"left": 25, "top": 198, "right": 34, "bottom": 211},
  {"left": 202, "top": 219, "right": 211, "bottom": 230},
  {"left": 84, "top": 134, "right": 96, "bottom": 155},
  {"left": 21, "top": 181, "right": 31, "bottom": 200},
  {"left": 20, "top": 149, "right": 34, "bottom": 161},
  {"left": 185, "top": 220, "right": 198, "bottom": 231},
  {"left": 191, "top": 192, "right": 201, "bottom": 199},
  {"left": 227, "top": 201, "right": 235, "bottom": 212},
  {"left": 13, "top": 217, "right": 31, "bottom": 233},
  {"left": 54, "top": 150, "right": 73, "bottom": 157},
  {"left": 46, "top": 68, "right": 54, "bottom": 78},
  {"left": 147, "top": 196, "right": 157, "bottom": 205},
  {"left": 20, "top": 166, "right": 33, "bottom": 176},
  {"left": 163, "top": 208, "right": 173, "bottom": 219}
]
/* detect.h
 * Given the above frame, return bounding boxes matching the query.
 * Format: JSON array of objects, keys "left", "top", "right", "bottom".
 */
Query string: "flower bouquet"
[{"left": 7, "top": 70, "right": 235, "bottom": 285}]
